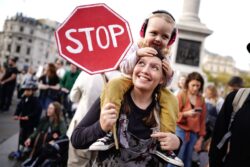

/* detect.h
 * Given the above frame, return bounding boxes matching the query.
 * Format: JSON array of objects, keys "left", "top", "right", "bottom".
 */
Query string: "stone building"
[
  {"left": 202, "top": 50, "right": 240, "bottom": 76},
  {"left": 0, "top": 13, "right": 59, "bottom": 70}
]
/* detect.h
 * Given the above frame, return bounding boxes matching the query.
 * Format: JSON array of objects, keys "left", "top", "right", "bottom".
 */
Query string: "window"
[
  {"left": 28, "top": 39, "right": 32, "bottom": 43},
  {"left": 45, "top": 51, "right": 49, "bottom": 58},
  {"left": 7, "top": 44, "right": 11, "bottom": 52},
  {"left": 18, "top": 37, "right": 22, "bottom": 41},
  {"left": 30, "top": 29, "right": 34, "bottom": 35},
  {"left": 26, "top": 47, "right": 31, "bottom": 55},
  {"left": 16, "top": 45, "right": 21, "bottom": 53},
  {"left": 20, "top": 26, "right": 24, "bottom": 32}
]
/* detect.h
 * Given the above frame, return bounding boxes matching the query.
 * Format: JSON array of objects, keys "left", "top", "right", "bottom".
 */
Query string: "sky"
[{"left": 0, "top": 0, "right": 250, "bottom": 71}]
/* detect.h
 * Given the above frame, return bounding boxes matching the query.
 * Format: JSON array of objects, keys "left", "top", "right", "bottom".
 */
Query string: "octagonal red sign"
[{"left": 55, "top": 3, "right": 133, "bottom": 74}]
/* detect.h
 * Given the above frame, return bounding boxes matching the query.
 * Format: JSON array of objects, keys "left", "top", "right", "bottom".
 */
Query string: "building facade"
[
  {"left": 0, "top": 13, "right": 59, "bottom": 70},
  {"left": 201, "top": 50, "right": 240, "bottom": 76}
]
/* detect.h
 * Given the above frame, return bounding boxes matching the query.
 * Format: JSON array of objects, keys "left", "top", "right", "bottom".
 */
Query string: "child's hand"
[
  {"left": 162, "top": 59, "right": 173, "bottom": 78},
  {"left": 24, "top": 138, "right": 31, "bottom": 147},
  {"left": 100, "top": 103, "right": 117, "bottom": 132},
  {"left": 151, "top": 132, "right": 180, "bottom": 151},
  {"left": 136, "top": 47, "right": 158, "bottom": 57}
]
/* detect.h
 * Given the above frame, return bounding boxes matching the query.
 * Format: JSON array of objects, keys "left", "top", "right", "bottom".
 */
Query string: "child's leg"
[
  {"left": 100, "top": 76, "right": 132, "bottom": 149},
  {"left": 154, "top": 90, "right": 184, "bottom": 167},
  {"left": 158, "top": 88, "right": 179, "bottom": 133},
  {"left": 100, "top": 76, "right": 132, "bottom": 110}
]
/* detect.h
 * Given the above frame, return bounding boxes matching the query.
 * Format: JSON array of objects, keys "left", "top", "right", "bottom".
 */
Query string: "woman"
[
  {"left": 22, "top": 101, "right": 68, "bottom": 167},
  {"left": 204, "top": 84, "right": 224, "bottom": 136},
  {"left": 71, "top": 51, "right": 182, "bottom": 166},
  {"left": 38, "top": 63, "right": 60, "bottom": 111},
  {"left": 168, "top": 72, "right": 206, "bottom": 167}
]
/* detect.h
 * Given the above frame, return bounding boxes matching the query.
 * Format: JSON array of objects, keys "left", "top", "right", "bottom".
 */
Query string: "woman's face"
[
  {"left": 132, "top": 56, "right": 164, "bottom": 92},
  {"left": 144, "top": 17, "right": 174, "bottom": 50},
  {"left": 187, "top": 80, "right": 201, "bottom": 95},
  {"left": 47, "top": 103, "right": 55, "bottom": 117}
]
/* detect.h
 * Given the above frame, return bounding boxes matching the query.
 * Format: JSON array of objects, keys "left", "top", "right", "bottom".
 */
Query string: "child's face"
[{"left": 144, "top": 17, "right": 174, "bottom": 50}]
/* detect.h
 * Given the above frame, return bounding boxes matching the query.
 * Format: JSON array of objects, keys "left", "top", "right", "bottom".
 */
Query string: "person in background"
[
  {"left": 0, "top": 57, "right": 19, "bottom": 112},
  {"left": 55, "top": 58, "right": 66, "bottom": 80},
  {"left": 209, "top": 88, "right": 250, "bottom": 167},
  {"left": 0, "top": 63, "right": 5, "bottom": 78},
  {"left": 38, "top": 63, "right": 60, "bottom": 111},
  {"left": 16, "top": 68, "right": 26, "bottom": 98},
  {"left": 60, "top": 63, "right": 80, "bottom": 119},
  {"left": 22, "top": 101, "right": 68, "bottom": 167},
  {"left": 227, "top": 76, "right": 244, "bottom": 93},
  {"left": 66, "top": 70, "right": 121, "bottom": 167},
  {"left": 168, "top": 72, "right": 206, "bottom": 167},
  {"left": 192, "top": 84, "right": 224, "bottom": 167},
  {"left": 8, "top": 81, "right": 41, "bottom": 160},
  {"left": 174, "top": 74, "right": 186, "bottom": 96}
]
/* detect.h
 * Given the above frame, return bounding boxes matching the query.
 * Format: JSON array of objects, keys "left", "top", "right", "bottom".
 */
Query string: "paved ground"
[{"left": 0, "top": 93, "right": 22, "bottom": 166}]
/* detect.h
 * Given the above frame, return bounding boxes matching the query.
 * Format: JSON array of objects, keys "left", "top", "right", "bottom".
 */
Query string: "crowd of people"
[{"left": 0, "top": 9, "right": 249, "bottom": 167}]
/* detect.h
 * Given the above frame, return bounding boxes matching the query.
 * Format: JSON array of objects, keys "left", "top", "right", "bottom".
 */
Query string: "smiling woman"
[
  {"left": 71, "top": 51, "right": 182, "bottom": 166},
  {"left": 132, "top": 55, "right": 164, "bottom": 93}
]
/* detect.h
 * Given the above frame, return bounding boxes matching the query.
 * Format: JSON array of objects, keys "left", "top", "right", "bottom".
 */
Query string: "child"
[
  {"left": 89, "top": 10, "right": 183, "bottom": 166},
  {"left": 8, "top": 81, "right": 42, "bottom": 160}
]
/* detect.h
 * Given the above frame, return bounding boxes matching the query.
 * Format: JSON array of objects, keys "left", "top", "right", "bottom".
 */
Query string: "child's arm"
[
  {"left": 162, "top": 58, "right": 174, "bottom": 86},
  {"left": 119, "top": 44, "right": 139, "bottom": 75}
]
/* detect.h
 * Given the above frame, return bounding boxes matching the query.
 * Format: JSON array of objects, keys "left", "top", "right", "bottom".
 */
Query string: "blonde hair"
[
  {"left": 149, "top": 12, "right": 175, "bottom": 26},
  {"left": 138, "top": 12, "right": 176, "bottom": 56}
]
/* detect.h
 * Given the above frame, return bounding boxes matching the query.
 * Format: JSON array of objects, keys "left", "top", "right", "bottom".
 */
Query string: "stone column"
[{"left": 171, "top": 0, "right": 212, "bottom": 88}]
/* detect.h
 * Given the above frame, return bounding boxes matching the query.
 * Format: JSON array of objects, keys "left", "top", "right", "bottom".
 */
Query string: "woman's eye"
[
  {"left": 151, "top": 65, "right": 159, "bottom": 71},
  {"left": 137, "top": 61, "right": 145, "bottom": 66}
]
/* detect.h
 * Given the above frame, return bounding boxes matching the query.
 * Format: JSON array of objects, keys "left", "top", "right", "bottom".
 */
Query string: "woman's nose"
[{"left": 141, "top": 65, "right": 150, "bottom": 73}]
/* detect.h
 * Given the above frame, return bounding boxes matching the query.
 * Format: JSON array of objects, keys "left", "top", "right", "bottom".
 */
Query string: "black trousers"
[{"left": 0, "top": 84, "right": 16, "bottom": 110}]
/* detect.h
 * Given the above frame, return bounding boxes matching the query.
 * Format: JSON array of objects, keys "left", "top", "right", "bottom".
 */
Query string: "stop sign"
[{"left": 55, "top": 3, "right": 133, "bottom": 74}]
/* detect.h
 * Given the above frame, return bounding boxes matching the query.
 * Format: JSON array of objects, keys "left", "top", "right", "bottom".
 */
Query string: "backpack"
[{"left": 217, "top": 88, "right": 250, "bottom": 161}]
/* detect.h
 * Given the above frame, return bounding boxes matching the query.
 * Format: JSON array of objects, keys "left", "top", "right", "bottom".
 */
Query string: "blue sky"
[{"left": 0, "top": 0, "right": 250, "bottom": 71}]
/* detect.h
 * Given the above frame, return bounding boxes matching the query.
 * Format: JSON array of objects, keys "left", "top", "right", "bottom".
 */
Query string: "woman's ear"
[
  {"left": 159, "top": 76, "right": 164, "bottom": 85},
  {"left": 160, "top": 74, "right": 167, "bottom": 87}
]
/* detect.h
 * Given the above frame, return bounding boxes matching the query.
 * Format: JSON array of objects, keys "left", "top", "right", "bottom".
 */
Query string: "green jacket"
[
  {"left": 29, "top": 117, "right": 67, "bottom": 142},
  {"left": 60, "top": 70, "right": 80, "bottom": 91}
]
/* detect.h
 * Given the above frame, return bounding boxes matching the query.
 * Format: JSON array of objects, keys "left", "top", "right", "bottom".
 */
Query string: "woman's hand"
[
  {"left": 183, "top": 109, "right": 200, "bottom": 117},
  {"left": 100, "top": 103, "right": 118, "bottom": 132},
  {"left": 136, "top": 47, "right": 158, "bottom": 57},
  {"left": 194, "top": 137, "right": 203, "bottom": 152},
  {"left": 151, "top": 132, "right": 180, "bottom": 151}
]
